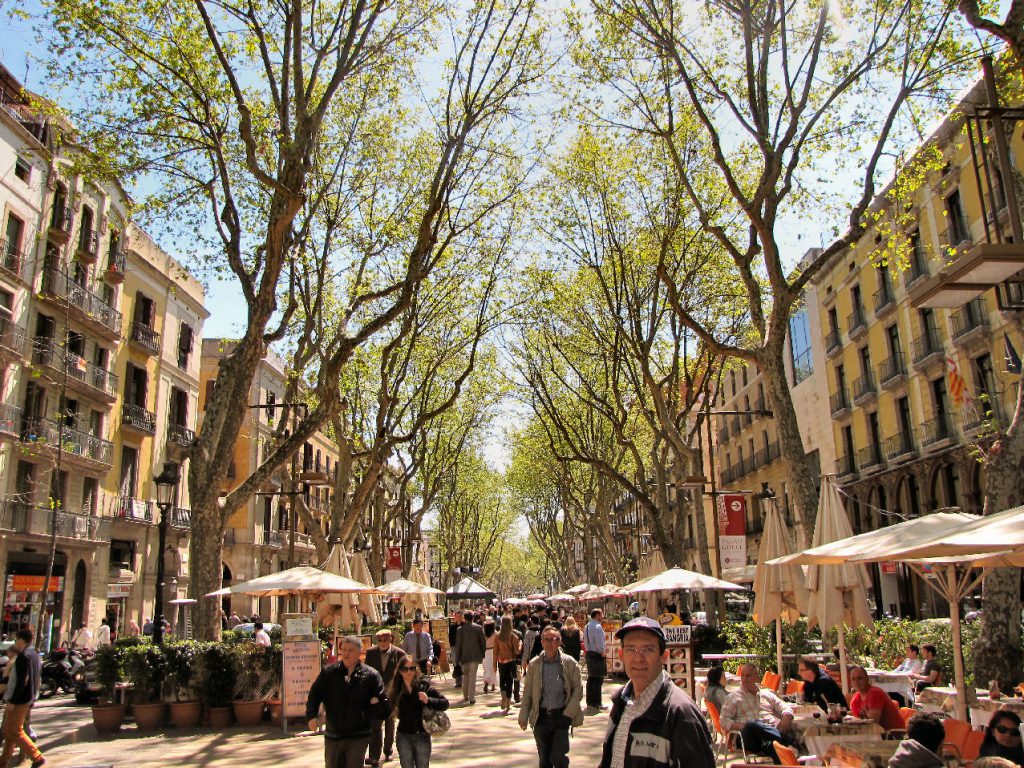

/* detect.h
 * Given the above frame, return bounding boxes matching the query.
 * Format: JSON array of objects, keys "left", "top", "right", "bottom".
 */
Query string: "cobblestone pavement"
[{"left": 24, "top": 677, "right": 616, "bottom": 767}]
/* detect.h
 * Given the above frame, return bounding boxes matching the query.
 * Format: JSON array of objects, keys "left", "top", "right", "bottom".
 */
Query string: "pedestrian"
[
  {"left": 482, "top": 620, "right": 498, "bottom": 694},
  {"left": 494, "top": 616, "right": 522, "bottom": 712},
  {"left": 388, "top": 653, "right": 449, "bottom": 768},
  {"left": 253, "top": 621, "right": 271, "bottom": 647},
  {"left": 583, "top": 608, "right": 607, "bottom": 713},
  {"left": 453, "top": 611, "right": 485, "bottom": 705},
  {"left": 228, "top": 611, "right": 241, "bottom": 629},
  {"left": 1, "top": 628, "right": 45, "bottom": 768},
  {"left": 518, "top": 625, "right": 584, "bottom": 768},
  {"left": 142, "top": 616, "right": 154, "bottom": 637},
  {"left": 447, "top": 613, "right": 463, "bottom": 687},
  {"left": 95, "top": 617, "right": 111, "bottom": 648},
  {"left": 126, "top": 618, "right": 141, "bottom": 637},
  {"left": 69, "top": 623, "right": 92, "bottom": 650},
  {"left": 306, "top": 635, "right": 388, "bottom": 768},
  {"left": 600, "top": 617, "right": 714, "bottom": 768},
  {"left": 365, "top": 629, "right": 405, "bottom": 767},
  {"left": 402, "top": 619, "right": 433, "bottom": 675},
  {"left": 560, "top": 617, "right": 582, "bottom": 662}
]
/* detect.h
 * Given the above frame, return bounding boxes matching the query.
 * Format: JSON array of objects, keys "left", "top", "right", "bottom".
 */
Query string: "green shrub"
[
  {"left": 122, "top": 643, "right": 166, "bottom": 704},
  {"left": 94, "top": 643, "right": 125, "bottom": 703},
  {"left": 199, "top": 643, "right": 237, "bottom": 708},
  {"left": 718, "top": 619, "right": 819, "bottom": 677},
  {"left": 163, "top": 641, "right": 201, "bottom": 701},
  {"left": 233, "top": 643, "right": 277, "bottom": 701}
]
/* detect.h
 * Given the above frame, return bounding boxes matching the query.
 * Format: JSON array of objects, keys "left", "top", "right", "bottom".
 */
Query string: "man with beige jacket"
[{"left": 519, "top": 625, "right": 584, "bottom": 768}]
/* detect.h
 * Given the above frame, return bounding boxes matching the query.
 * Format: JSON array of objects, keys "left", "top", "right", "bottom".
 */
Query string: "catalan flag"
[{"left": 946, "top": 356, "right": 968, "bottom": 407}]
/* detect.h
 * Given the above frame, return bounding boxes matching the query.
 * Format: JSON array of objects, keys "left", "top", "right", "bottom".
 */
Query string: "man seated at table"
[
  {"left": 910, "top": 644, "right": 942, "bottom": 694},
  {"left": 849, "top": 666, "right": 904, "bottom": 731},
  {"left": 893, "top": 644, "right": 924, "bottom": 676},
  {"left": 720, "top": 663, "right": 796, "bottom": 757},
  {"left": 797, "top": 656, "right": 846, "bottom": 711},
  {"left": 888, "top": 712, "right": 945, "bottom": 768}
]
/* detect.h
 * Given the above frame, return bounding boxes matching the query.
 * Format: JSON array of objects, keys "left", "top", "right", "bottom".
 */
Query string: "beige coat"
[{"left": 518, "top": 649, "right": 584, "bottom": 729}]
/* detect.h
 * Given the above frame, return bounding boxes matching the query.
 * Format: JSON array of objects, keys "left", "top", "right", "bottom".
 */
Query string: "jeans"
[
  {"left": 740, "top": 721, "right": 791, "bottom": 757},
  {"left": 325, "top": 735, "right": 371, "bottom": 768},
  {"left": 584, "top": 652, "right": 606, "bottom": 708},
  {"left": 533, "top": 711, "right": 571, "bottom": 768},
  {"left": 0, "top": 704, "right": 42, "bottom": 765},
  {"left": 498, "top": 661, "right": 517, "bottom": 700},
  {"left": 396, "top": 731, "right": 432, "bottom": 768},
  {"left": 461, "top": 660, "right": 480, "bottom": 701},
  {"left": 369, "top": 716, "right": 396, "bottom": 761}
]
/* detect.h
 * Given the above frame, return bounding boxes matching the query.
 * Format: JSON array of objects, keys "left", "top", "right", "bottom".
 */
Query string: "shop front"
[
  {"left": 106, "top": 581, "right": 132, "bottom": 636},
  {"left": 3, "top": 552, "right": 67, "bottom": 651}
]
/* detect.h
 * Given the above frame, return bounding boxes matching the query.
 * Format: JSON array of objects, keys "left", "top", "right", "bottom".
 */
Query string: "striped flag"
[{"left": 946, "top": 356, "right": 968, "bottom": 407}]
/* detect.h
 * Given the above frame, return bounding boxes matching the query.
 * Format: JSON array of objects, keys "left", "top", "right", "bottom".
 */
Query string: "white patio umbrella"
[
  {"left": 226, "top": 565, "right": 379, "bottom": 597},
  {"left": 621, "top": 567, "right": 746, "bottom": 593},
  {"left": 349, "top": 553, "right": 381, "bottom": 625},
  {"left": 638, "top": 548, "right": 669, "bottom": 616},
  {"left": 753, "top": 499, "right": 809, "bottom": 681},
  {"left": 317, "top": 547, "right": 379, "bottom": 634},
  {"left": 804, "top": 478, "right": 874, "bottom": 694},
  {"left": 565, "top": 583, "right": 595, "bottom": 595},
  {"left": 382, "top": 577, "right": 444, "bottom": 616},
  {"left": 579, "top": 583, "right": 627, "bottom": 601},
  {"left": 548, "top": 592, "right": 576, "bottom": 603}
]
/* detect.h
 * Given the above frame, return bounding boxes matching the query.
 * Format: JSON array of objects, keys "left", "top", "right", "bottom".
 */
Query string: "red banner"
[
  {"left": 386, "top": 546, "right": 402, "bottom": 570},
  {"left": 719, "top": 494, "right": 747, "bottom": 536},
  {"left": 7, "top": 576, "right": 62, "bottom": 593}
]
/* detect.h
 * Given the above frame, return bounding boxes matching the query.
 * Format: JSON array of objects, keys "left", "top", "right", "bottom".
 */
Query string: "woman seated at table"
[
  {"left": 979, "top": 711, "right": 1024, "bottom": 766},
  {"left": 704, "top": 667, "right": 728, "bottom": 711},
  {"left": 910, "top": 644, "right": 942, "bottom": 693},
  {"left": 892, "top": 643, "right": 924, "bottom": 676},
  {"left": 848, "top": 666, "right": 904, "bottom": 731},
  {"left": 797, "top": 655, "right": 846, "bottom": 711}
]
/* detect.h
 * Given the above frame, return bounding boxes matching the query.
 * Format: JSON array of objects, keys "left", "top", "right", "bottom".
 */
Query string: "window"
[
  {"left": 204, "top": 379, "right": 216, "bottom": 408},
  {"left": 177, "top": 323, "right": 193, "bottom": 369},
  {"left": 78, "top": 205, "right": 95, "bottom": 254},
  {"left": 51, "top": 183, "right": 68, "bottom": 229},
  {"left": 169, "top": 386, "right": 188, "bottom": 427},
  {"left": 119, "top": 446, "right": 139, "bottom": 498},
  {"left": 109, "top": 539, "right": 136, "bottom": 570},
  {"left": 49, "top": 470, "right": 67, "bottom": 508},
  {"left": 15, "top": 461, "right": 34, "bottom": 500},
  {"left": 134, "top": 292, "right": 155, "bottom": 328},
  {"left": 266, "top": 390, "right": 276, "bottom": 423},
  {"left": 124, "top": 362, "right": 148, "bottom": 407},
  {"left": 789, "top": 308, "right": 813, "bottom": 384},
  {"left": 13, "top": 157, "right": 31, "bottom": 183},
  {"left": 886, "top": 324, "right": 901, "bottom": 356},
  {"left": 0, "top": 290, "right": 13, "bottom": 321},
  {"left": 946, "top": 190, "right": 970, "bottom": 245},
  {"left": 82, "top": 477, "right": 98, "bottom": 516},
  {"left": 4, "top": 213, "right": 24, "bottom": 257},
  {"left": 973, "top": 353, "right": 996, "bottom": 400}
]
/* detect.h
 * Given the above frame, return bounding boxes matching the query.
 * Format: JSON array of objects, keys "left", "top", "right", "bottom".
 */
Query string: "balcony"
[
  {"left": 76, "top": 230, "right": 100, "bottom": 264},
  {"left": 911, "top": 328, "right": 944, "bottom": 370},
  {"left": 825, "top": 328, "right": 843, "bottom": 358},
  {"left": 104, "top": 249, "right": 126, "bottom": 284},
  {"left": 299, "top": 467, "right": 331, "bottom": 485},
  {"left": 113, "top": 496, "right": 154, "bottom": 524},
  {"left": 170, "top": 507, "right": 191, "bottom": 530},
  {"left": 269, "top": 530, "right": 287, "bottom": 548},
  {"left": 0, "top": 403, "right": 21, "bottom": 441},
  {"left": 129, "top": 322, "right": 160, "bottom": 356},
  {"left": 48, "top": 208, "right": 73, "bottom": 245},
  {"left": 873, "top": 285, "right": 896, "bottom": 317},
  {"left": 721, "top": 466, "right": 734, "bottom": 485},
  {"left": 0, "top": 501, "right": 111, "bottom": 543},
  {"left": 32, "top": 338, "right": 118, "bottom": 404},
  {"left": 829, "top": 389, "right": 851, "bottom": 418},
  {"left": 717, "top": 426, "right": 729, "bottom": 444},
  {"left": 884, "top": 431, "right": 917, "bottom": 462},
  {"left": 960, "top": 396, "right": 1005, "bottom": 435},
  {"left": 122, "top": 403, "right": 156, "bottom": 435},
  {"left": 0, "top": 239, "right": 29, "bottom": 283},
  {"left": 0, "top": 317, "right": 27, "bottom": 363},
  {"left": 904, "top": 249, "right": 929, "bottom": 289},
  {"left": 167, "top": 423, "right": 195, "bottom": 451},
  {"left": 20, "top": 418, "right": 113, "bottom": 470},
  {"left": 856, "top": 443, "right": 885, "bottom": 471},
  {"left": 847, "top": 306, "right": 868, "bottom": 340},
  {"left": 878, "top": 354, "right": 907, "bottom": 390},
  {"left": 949, "top": 298, "right": 990, "bottom": 349},
  {"left": 835, "top": 453, "right": 857, "bottom": 479},
  {"left": 39, "top": 269, "right": 122, "bottom": 341},
  {"left": 852, "top": 371, "right": 877, "bottom": 405},
  {"left": 921, "top": 413, "right": 957, "bottom": 449}
]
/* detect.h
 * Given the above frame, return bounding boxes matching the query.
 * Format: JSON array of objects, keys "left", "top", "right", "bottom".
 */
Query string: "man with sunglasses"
[
  {"left": 519, "top": 626, "right": 584, "bottom": 768},
  {"left": 599, "top": 617, "right": 713, "bottom": 768}
]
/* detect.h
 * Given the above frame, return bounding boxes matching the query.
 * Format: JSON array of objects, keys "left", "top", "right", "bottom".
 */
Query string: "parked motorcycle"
[{"left": 40, "top": 647, "right": 86, "bottom": 698}]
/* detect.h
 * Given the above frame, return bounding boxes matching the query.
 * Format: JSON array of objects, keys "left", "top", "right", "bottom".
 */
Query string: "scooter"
[{"left": 40, "top": 647, "right": 84, "bottom": 698}]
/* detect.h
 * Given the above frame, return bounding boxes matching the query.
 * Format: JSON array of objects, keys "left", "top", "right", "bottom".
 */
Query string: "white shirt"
[
  {"left": 95, "top": 624, "right": 111, "bottom": 647},
  {"left": 70, "top": 627, "right": 93, "bottom": 648},
  {"left": 255, "top": 629, "right": 271, "bottom": 647}
]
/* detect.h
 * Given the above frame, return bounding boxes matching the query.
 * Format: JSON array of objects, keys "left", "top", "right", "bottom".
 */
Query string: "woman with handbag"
[
  {"left": 493, "top": 616, "right": 522, "bottom": 713},
  {"left": 388, "top": 654, "right": 450, "bottom": 768}
]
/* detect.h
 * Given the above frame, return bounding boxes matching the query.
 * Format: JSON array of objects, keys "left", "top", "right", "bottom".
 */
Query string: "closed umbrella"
[
  {"left": 349, "top": 553, "right": 381, "bottom": 625},
  {"left": 318, "top": 546, "right": 367, "bottom": 633},
  {"left": 638, "top": 549, "right": 669, "bottom": 616},
  {"left": 753, "top": 499, "right": 809, "bottom": 681},
  {"left": 805, "top": 478, "right": 874, "bottom": 694}
]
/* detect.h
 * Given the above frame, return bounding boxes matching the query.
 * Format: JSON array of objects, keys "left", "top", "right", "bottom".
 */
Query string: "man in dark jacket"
[
  {"left": 365, "top": 629, "right": 405, "bottom": 767},
  {"left": 307, "top": 635, "right": 388, "bottom": 768},
  {"left": 448, "top": 612, "right": 463, "bottom": 686},
  {"left": 600, "top": 617, "right": 714, "bottom": 768},
  {"left": 454, "top": 611, "right": 486, "bottom": 705},
  {"left": 797, "top": 656, "right": 846, "bottom": 711},
  {"left": 1, "top": 627, "right": 44, "bottom": 767}
]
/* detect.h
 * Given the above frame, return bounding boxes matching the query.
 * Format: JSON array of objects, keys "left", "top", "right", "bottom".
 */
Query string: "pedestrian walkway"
[{"left": 26, "top": 677, "right": 616, "bottom": 767}]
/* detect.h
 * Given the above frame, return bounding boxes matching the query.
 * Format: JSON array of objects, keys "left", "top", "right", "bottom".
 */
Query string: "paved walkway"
[{"left": 26, "top": 677, "right": 616, "bottom": 767}]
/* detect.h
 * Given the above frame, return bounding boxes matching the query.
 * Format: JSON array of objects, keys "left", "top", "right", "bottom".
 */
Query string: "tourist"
[
  {"left": 448, "top": 613, "right": 463, "bottom": 686},
  {"left": 798, "top": 656, "right": 846, "bottom": 710},
  {"left": 888, "top": 712, "right": 945, "bottom": 768},
  {"left": 910, "top": 644, "right": 942, "bottom": 693},
  {"left": 518, "top": 626, "right": 584, "bottom": 768},
  {"left": 719, "top": 663, "right": 796, "bottom": 757},
  {"left": 366, "top": 629, "right": 405, "bottom": 767},
  {"left": 453, "top": 610, "right": 485, "bottom": 705},
  {"left": 253, "top": 621, "right": 271, "bottom": 647},
  {"left": 494, "top": 616, "right": 522, "bottom": 712},
  {"left": 1, "top": 628, "right": 44, "bottom": 768},
  {"left": 69, "top": 622, "right": 92, "bottom": 650},
  {"left": 979, "top": 711, "right": 1024, "bottom": 766},
  {"left": 704, "top": 667, "right": 728, "bottom": 712},
  {"left": 482, "top": 620, "right": 498, "bottom": 694},
  {"left": 599, "top": 617, "right": 714, "bottom": 768},
  {"left": 306, "top": 635, "right": 388, "bottom": 768},
  {"left": 560, "top": 617, "right": 582, "bottom": 662},
  {"left": 387, "top": 653, "right": 449, "bottom": 768},
  {"left": 126, "top": 618, "right": 141, "bottom": 637},
  {"left": 228, "top": 611, "right": 241, "bottom": 629},
  {"left": 893, "top": 644, "right": 924, "bottom": 675},
  {"left": 142, "top": 616, "right": 154, "bottom": 636},
  {"left": 402, "top": 619, "right": 433, "bottom": 675},
  {"left": 848, "top": 666, "right": 903, "bottom": 731},
  {"left": 584, "top": 608, "right": 607, "bottom": 713}
]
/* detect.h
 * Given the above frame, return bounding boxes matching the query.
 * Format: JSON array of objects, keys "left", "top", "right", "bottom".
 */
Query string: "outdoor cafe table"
[
  {"left": 793, "top": 716, "right": 885, "bottom": 758},
  {"left": 917, "top": 686, "right": 986, "bottom": 711},
  {"left": 866, "top": 670, "right": 914, "bottom": 703},
  {"left": 824, "top": 739, "right": 901, "bottom": 768}
]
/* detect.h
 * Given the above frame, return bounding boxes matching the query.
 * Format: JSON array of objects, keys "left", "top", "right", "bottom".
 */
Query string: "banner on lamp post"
[{"left": 717, "top": 493, "right": 747, "bottom": 570}]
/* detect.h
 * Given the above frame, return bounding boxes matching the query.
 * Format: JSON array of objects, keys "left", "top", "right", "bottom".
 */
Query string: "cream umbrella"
[
  {"left": 565, "top": 583, "right": 595, "bottom": 595},
  {"left": 383, "top": 576, "right": 444, "bottom": 617},
  {"left": 349, "top": 553, "right": 381, "bottom": 625},
  {"left": 804, "top": 478, "right": 874, "bottom": 694},
  {"left": 318, "top": 546, "right": 365, "bottom": 634},
  {"left": 226, "top": 565, "right": 379, "bottom": 597},
  {"left": 579, "top": 583, "right": 627, "bottom": 601},
  {"left": 638, "top": 549, "right": 669, "bottom": 616},
  {"left": 753, "top": 499, "right": 809, "bottom": 681},
  {"left": 621, "top": 567, "right": 745, "bottom": 593}
]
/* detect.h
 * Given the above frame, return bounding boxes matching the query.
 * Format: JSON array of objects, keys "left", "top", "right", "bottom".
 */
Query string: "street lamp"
[{"left": 153, "top": 462, "right": 180, "bottom": 646}]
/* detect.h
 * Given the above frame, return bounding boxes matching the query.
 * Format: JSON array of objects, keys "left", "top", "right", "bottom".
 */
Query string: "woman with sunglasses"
[
  {"left": 387, "top": 653, "right": 449, "bottom": 768},
  {"left": 980, "top": 711, "right": 1024, "bottom": 766}
]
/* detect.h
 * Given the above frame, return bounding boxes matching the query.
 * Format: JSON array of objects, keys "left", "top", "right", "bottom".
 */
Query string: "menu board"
[
  {"left": 602, "top": 619, "right": 624, "bottom": 676},
  {"left": 283, "top": 640, "right": 322, "bottom": 718},
  {"left": 664, "top": 625, "right": 693, "bottom": 698}
]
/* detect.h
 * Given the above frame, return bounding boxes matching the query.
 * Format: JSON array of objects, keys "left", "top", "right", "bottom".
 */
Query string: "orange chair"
[
  {"left": 942, "top": 718, "right": 973, "bottom": 759},
  {"left": 962, "top": 730, "right": 985, "bottom": 764},
  {"left": 761, "top": 671, "right": 782, "bottom": 692},
  {"left": 706, "top": 700, "right": 753, "bottom": 765},
  {"left": 774, "top": 741, "right": 819, "bottom": 766},
  {"left": 785, "top": 679, "right": 805, "bottom": 696},
  {"left": 899, "top": 707, "right": 916, "bottom": 726}
]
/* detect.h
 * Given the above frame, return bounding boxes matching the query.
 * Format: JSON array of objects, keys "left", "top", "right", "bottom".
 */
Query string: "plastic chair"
[
  {"left": 706, "top": 699, "right": 752, "bottom": 766},
  {"left": 761, "top": 671, "right": 782, "bottom": 692},
  {"left": 962, "top": 730, "right": 984, "bottom": 764},
  {"left": 774, "top": 741, "right": 821, "bottom": 766},
  {"left": 942, "top": 718, "right": 973, "bottom": 759},
  {"left": 899, "top": 707, "right": 916, "bottom": 726},
  {"left": 785, "top": 679, "right": 805, "bottom": 695}
]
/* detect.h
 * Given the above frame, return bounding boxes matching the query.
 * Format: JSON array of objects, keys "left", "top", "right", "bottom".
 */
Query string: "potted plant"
[
  {"left": 232, "top": 644, "right": 272, "bottom": 726},
  {"left": 164, "top": 641, "right": 202, "bottom": 728},
  {"left": 199, "top": 643, "right": 237, "bottom": 728},
  {"left": 262, "top": 644, "right": 283, "bottom": 725},
  {"left": 123, "top": 643, "right": 166, "bottom": 730},
  {"left": 91, "top": 644, "right": 126, "bottom": 734}
]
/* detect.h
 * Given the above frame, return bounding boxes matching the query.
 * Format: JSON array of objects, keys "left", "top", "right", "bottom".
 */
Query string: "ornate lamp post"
[{"left": 153, "top": 462, "right": 180, "bottom": 645}]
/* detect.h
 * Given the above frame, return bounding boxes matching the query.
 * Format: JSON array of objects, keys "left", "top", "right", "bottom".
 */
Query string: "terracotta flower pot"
[
  {"left": 169, "top": 700, "right": 202, "bottom": 729},
  {"left": 208, "top": 706, "right": 233, "bottom": 728},
  {"left": 232, "top": 699, "right": 265, "bottom": 727},
  {"left": 132, "top": 702, "right": 166, "bottom": 730},
  {"left": 91, "top": 703, "right": 126, "bottom": 735},
  {"left": 268, "top": 699, "right": 283, "bottom": 726}
]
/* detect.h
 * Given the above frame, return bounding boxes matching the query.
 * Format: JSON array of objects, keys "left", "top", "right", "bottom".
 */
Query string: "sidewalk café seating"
[
  {"left": 706, "top": 699, "right": 757, "bottom": 766},
  {"left": 941, "top": 718, "right": 973, "bottom": 759},
  {"left": 762, "top": 671, "right": 782, "bottom": 692},
  {"left": 786, "top": 680, "right": 805, "bottom": 696},
  {"left": 774, "top": 741, "right": 820, "bottom": 766}
]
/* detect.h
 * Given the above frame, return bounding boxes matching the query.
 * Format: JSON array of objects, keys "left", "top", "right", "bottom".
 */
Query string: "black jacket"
[
  {"left": 560, "top": 629, "right": 582, "bottom": 661},
  {"left": 365, "top": 645, "right": 405, "bottom": 688},
  {"left": 8, "top": 647, "right": 40, "bottom": 706},
  {"left": 802, "top": 670, "right": 847, "bottom": 711},
  {"left": 600, "top": 674, "right": 715, "bottom": 768},
  {"left": 305, "top": 661, "right": 387, "bottom": 739},
  {"left": 393, "top": 678, "right": 449, "bottom": 735}
]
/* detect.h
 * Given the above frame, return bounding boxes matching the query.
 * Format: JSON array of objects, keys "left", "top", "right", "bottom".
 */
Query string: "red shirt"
[{"left": 850, "top": 685, "right": 903, "bottom": 731}]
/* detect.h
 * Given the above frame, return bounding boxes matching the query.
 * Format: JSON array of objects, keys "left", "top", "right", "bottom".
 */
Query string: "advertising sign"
[
  {"left": 717, "top": 494, "right": 748, "bottom": 569},
  {"left": 283, "top": 639, "right": 321, "bottom": 719},
  {"left": 7, "top": 576, "right": 63, "bottom": 593},
  {"left": 663, "top": 625, "right": 692, "bottom": 645},
  {"left": 386, "top": 546, "right": 403, "bottom": 570}
]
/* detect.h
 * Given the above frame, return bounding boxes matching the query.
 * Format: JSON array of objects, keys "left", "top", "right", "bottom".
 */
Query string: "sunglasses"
[
  {"left": 400, "top": 665, "right": 417, "bottom": 672},
  {"left": 995, "top": 726, "right": 1021, "bottom": 735}
]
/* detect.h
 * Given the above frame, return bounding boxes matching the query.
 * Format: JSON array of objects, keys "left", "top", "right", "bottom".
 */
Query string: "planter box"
[
  {"left": 91, "top": 703, "right": 126, "bottom": 734},
  {"left": 169, "top": 700, "right": 202, "bottom": 729}
]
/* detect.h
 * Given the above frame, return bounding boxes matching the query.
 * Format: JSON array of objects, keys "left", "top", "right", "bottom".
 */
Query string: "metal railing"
[
  {"left": 130, "top": 322, "right": 160, "bottom": 354},
  {"left": 40, "top": 269, "right": 122, "bottom": 337},
  {"left": 0, "top": 317, "right": 26, "bottom": 357},
  {"left": 77, "top": 230, "right": 99, "bottom": 258},
  {"left": 106, "top": 249, "right": 126, "bottom": 277},
  {"left": 847, "top": 306, "right": 867, "bottom": 336},
  {"left": 825, "top": 328, "right": 842, "bottom": 355},
  {"left": 884, "top": 431, "right": 916, "bottom": 460},
  {"left": 911, "top": 328, "right": 943, "bottom": 365},
  {"left": 21, "top": 418, "right": 114, "bottom": 465},
  {"left": 0, "top": 500, "right": 110, "bottom": 542},
  {"left": 921, "top": 413, "right": 956, "bottom": 446},
  {"left": 857, "top": 444, "right": 885, "bottom": 469},
  {"left": 835, "top": 454, "right": 857, "bottom": 476},
  {"left": 829, "top": 389, "right": 850, "bottom": 415},
  {"left": 904, "top": 248, "right": 929, "bottom": 287},
  {"left": 114, "top": 496, "right": 153, "bottom": 523},
  {"left": 0, "top": 403, "right": 21, "bottom": 436},
  {"left": 878, "top": 354, "right": 906, "bottom": 386},
  {"left": 122, "top": 403, "right": 156, "bottom": 433},
  {"left": 950, "top": 298, "right": 990, "bottom": 341},
  {"left": 49, "top": 207, "right": 73, "bottom": 237},
  {"left": 33, "top": 338, "right": 118, "bottom": 398},
  {"left": 853, "top": 371, "right": 876, "bottom": 401},
  {"left": 171, "top": 507, "right": 191, "bottom": 529},
  {"left": 0, "top": 239, "right": 26, "bottom": 279},
  {"left": 167, "top": 423, "right": 195, "bottom": 448},
  {"left": 873, "top": 285, "right": 895, "bottom": 315}
]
